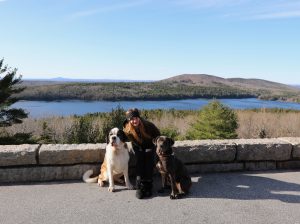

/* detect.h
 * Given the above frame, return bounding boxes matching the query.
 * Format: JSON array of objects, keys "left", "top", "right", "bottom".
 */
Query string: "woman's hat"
[{"left": 126, "top": 108, "right": 140, "bottom": 120}]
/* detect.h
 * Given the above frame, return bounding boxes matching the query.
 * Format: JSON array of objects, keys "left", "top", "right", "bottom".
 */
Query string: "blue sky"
[{"left": 0, "top": 0, "right": 300, "bottom": 84}]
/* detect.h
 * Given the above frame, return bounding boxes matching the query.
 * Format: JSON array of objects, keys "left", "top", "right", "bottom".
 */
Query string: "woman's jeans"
[{"left": 134, "top": 147, "right": 154, "bottom": 190}]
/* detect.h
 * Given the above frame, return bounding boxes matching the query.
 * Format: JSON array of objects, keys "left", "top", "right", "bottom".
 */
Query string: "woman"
[{"left": 123, "top": 108, "right": 160, "bottom": 199}]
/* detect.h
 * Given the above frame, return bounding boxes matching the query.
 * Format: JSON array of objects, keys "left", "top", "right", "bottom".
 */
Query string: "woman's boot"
[
  {"left": 135, "top": 176, "right": 144, "bottom": 199},
  {"left": 143, "top": 180, "right": 153, "bottom": 198}
]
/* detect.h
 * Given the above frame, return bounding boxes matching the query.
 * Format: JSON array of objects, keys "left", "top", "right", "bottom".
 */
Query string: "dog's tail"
[{"left": 82, "top": 169, "right": 98, "bottom": 183}]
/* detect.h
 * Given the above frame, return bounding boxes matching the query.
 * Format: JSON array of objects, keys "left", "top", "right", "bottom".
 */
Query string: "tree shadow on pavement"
[{"left": 187, "top": 171, "right": 300, "bottom": 203}]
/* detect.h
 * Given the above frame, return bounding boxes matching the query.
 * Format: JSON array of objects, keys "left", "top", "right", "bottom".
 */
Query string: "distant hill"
[
  {"left": 23, "top": 77, "right": 153, "bottom": 85},
  {"left": 161, "top": 74, "right": 227, "bottom": 85},
  {"left": 17, "top": 74, "right": 300, "bottom": 103},
  {"left": 292, "top": 85, "right": 300, "bottom": 89},
  {"left": 160, "top": 74, "right": 300, "bottom": 102},
  {"left": 49, "top": 77, "right": 154, "bottom": 82},
  {"left": 161, "top": 74, "right": 297, "bottom": 90}
]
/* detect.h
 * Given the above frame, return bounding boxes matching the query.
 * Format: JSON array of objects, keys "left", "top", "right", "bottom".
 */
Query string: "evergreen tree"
[
  {"left": 39, "top": 121, "right": 54, "bottom": 143},
  {"left": 65, "top": 116, "right": 97, "bottom": 143},
  {"left": 0, "top": 59, "right": 28, "bottom": 127},
  {"left": 64, "top": 105, "right": 126, "bottom": 143},
  {"left": 0, "top": 59, "right": 32, "bottom": 144},
  {"left": 100, "top": 105, "right": 126, "bottom": 142},
  {"left": 186, "top": 100, "right": 238, "bottom": 139}
]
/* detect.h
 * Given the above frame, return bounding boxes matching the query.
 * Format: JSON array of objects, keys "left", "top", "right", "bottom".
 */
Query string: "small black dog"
[{"left": 153, "top": 136, "right": 192, "bottom": 199}]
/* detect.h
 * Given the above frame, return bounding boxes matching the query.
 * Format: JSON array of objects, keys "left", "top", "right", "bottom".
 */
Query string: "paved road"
[{"left": 1, "top": 171, "right": 300, "bottom": 224}]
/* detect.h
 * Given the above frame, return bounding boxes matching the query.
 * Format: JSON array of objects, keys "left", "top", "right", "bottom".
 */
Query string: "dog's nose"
[{"left": 112, "top": 136, "right": 116, "bottom": 140}]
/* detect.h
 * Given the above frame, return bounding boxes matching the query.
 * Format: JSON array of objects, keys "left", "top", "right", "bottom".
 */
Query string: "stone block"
[
  {"left": 245, "top": 161, "right": 276, "bottom": 171},
  {"left": 39, "top": 144, "right": 106, "bottom": 165},
  {"left": 277, "top": 161, "right": 300, "bottom": 170},
  {"left": 0, "top": 144, "right": 39, "bottom": 167},
  {"left": 186, "top": 163, "right": 244, "bottom": 173},
  {"left": 173, "top": 140, "right": 236, "bottom": 163},
  {"left": 235, "top": 138, "right": 292, "bottom": 161},
  {"left": 279, "top": 137, "right": 300, "bottom": 159},
  {"left": 0, "top": 164, "right": 100, "bottom": 183}
]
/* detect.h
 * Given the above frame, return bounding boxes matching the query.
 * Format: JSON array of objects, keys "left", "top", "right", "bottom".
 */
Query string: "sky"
[{"left": 0, "top": 0, "right": 300, "bottom": 84}]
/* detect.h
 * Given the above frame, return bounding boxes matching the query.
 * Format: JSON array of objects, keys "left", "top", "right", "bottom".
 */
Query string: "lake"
[{"left": 11, "top": 98, "right": 300, "bottom": 118}]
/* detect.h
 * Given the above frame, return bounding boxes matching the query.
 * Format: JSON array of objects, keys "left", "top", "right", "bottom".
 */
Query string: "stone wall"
[{"left": 1, "top": 138, "right": 300, "bottom": 183}]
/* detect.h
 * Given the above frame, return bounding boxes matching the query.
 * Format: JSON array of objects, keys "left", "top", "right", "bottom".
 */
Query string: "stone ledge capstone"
[
  {"left": 235, "top": 138, "right": 292, "bottom": 161},
  {"left": 279, "top": 137, "right": 300, "bottom": 159},
  {"left": 0, "top": 144, "right": 39, "bottom": 167},
  {"left": 174, "top": 140, "right": 236, "bottom": 163},
  {"left": 39, "top": 144, "right": 106, "bottom": 165}
]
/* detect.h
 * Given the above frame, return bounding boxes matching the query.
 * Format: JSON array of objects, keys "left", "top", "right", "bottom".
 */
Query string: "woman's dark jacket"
[{"left": 123, "top": 118, "right": 160, "bottom": 150}]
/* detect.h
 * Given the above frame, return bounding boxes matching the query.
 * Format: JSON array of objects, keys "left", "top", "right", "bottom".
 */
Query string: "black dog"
[{"left": 153, "top": 136, "right": 192, "bottom": 199}]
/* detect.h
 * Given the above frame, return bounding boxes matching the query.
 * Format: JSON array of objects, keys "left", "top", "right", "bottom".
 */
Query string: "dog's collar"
[{"left": 158, "top": 152, "right": 174, "bottom": 158}]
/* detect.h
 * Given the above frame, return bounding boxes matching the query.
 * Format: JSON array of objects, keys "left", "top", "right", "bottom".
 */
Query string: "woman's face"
[{"left": 130, "top": 117, "right": 141, "bottom": 127}]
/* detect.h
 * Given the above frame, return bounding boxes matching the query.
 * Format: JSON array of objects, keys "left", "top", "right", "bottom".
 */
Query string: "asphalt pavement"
[{"left": 1, "top": 170, "right": 300, "bottom": 224}]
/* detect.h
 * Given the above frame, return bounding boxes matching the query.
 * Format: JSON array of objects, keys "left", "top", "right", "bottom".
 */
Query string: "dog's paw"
[
  {"left": 115, "top": 178, "right": 125, "bottom": 184},
  {"left": 179, "top": 192, "right": 186, "bottom": 197},
  {"left": 170, "top": 194, "right": 180, "bottom": 200},
  {"left": 97, "top": 180, "right": 104, "bottom": 187},
  {"left": 127, "top": 184, "right": 135, "bottom": 190},
  {"left": 108, "top": 186, "right": 115, "bottom": 192}
]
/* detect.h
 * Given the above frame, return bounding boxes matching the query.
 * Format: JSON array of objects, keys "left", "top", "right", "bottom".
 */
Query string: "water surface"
[{"left": 12, "top": 98, "right": 300, "bottom": 118}]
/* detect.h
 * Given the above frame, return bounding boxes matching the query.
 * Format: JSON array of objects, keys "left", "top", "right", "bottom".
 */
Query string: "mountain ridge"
[
  {"left": 160, "top": 74, "right": 296, "bottom": 90},
  {"left": 18, "top": 74, "right": 300, "bottom": 102}
]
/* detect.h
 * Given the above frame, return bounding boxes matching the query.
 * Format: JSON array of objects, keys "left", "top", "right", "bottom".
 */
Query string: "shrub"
[
  {"left": 186, "top": 100, "right": 238, "bottom": 139},
  {"left": 64, "top": 105, "right": 126, "bottom": 143},
  {"left": 39, "top": 121, "right": 55, "bottom": 143},
  {"left": 64, "top": 116, "right": 100, "bottom": 143},
  {"left": 160, "top": 127, "right": 180, "bottom": 140},
  {"left": 99, "top": 105, "right": 126, "bottom": 142},
  {"left": 0, "top": 131, "right": 35, "bottom": 145}
]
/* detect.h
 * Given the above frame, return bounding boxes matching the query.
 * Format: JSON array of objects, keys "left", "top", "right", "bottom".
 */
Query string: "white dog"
[{"left": 83, "top": 127, "right": 134, "bottom": 192}]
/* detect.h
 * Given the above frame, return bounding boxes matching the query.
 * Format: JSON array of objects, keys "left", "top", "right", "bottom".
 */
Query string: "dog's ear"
[
  {"left": 106, "top": 132, "right": 109, "bottom": 144},
  {"left": 105, "top": 135, "right": 109, "bottom": 144},
  {"left": 167, "top": 137, "right": 175, "bottom": 147},
  {"left": 118, "top": 130, "right": 128, "bottom": 142},
  {"left": 152, "top": 136, "right": 160, "bottom": 146}
]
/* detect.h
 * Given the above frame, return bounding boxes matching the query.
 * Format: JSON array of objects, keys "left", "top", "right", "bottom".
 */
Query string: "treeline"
[
  {"left": 17, "top": 82, "right": 256, "bottom": 101},
  {"left": 3, "top": 106, "right": 300, "bottom": 145},
  {"left": 258, "top": 92, "right": 300, "bottom": 102}
]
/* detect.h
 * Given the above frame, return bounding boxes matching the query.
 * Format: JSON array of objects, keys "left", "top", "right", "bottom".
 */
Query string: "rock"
[
  {"left": 0, "top": 164, "right": 100, "bottom": 183},
  {"left": 0, "top": 144, "right": 39, "bottom": 167},
  {"left": 39, "top": 144, "right": 106, "bottom": 165},
  {"left": 174, "top": 140, "right": 236, "bottom": 163},
  {"left": 235, "top": 138, "right": 292, "bottom": 161},
  {"left": 279, "top": 137, "right": 300, "bottom": 159}
]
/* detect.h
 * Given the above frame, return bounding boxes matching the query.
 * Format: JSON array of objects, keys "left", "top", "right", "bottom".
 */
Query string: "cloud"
[
  {"left": 174, "top": 0, "right": 300, "bottom": 20},
  {"left": 252, "top": 10, "right": 300, "bottom": 20},
  {"left": 70, "top": 0, "right": 150, "bottom": 19},
  {"left": 182, "top": 0, "right": 300, "bottom": 20},
  {"left": 174, "top": 0, "right": 249, "bottom": 8},
  {"left": 67, "top": 0, "right": 300, "bottom": 20},
  {"left": 249, "top": 1, "right": 300, "bottom": 20}
]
